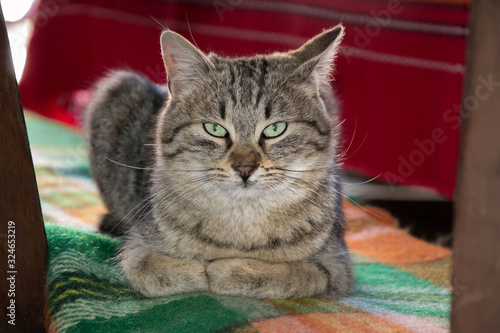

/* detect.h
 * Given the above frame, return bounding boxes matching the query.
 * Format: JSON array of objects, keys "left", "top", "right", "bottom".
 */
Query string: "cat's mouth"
[
  {"left": 234, "top": 176, "right": 261, "bottom": 190},
  {"left": 239, "top": 181, "right": 254, "bottom": 188}
]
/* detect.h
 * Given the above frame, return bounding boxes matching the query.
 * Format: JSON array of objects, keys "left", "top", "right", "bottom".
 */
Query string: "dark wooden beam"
[
  {"left": 0, "top": 4, "right": 48, "bottom": 332},
  {"left": 451, "top": 0, "right": 500, "bottom": 331}
]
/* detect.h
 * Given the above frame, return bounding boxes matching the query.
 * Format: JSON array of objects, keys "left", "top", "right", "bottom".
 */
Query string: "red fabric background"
[{"left": 19, "top": 0, "right": 469, "bottom": 198}]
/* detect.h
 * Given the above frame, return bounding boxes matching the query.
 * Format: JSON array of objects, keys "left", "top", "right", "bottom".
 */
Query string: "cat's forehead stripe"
[
  {"left": 228, "top": 65, "right": 237, "bottom": 105},
  {"left": 224, "top": 58, "right": 270, "bottom": 109},
  {"left": 265, "top": 104, "right": 272, "bottom": 119},
  {"left": 219, "top": 101, "right": 226, "bottom": 120},
  {"left": 254, "top": 59, "right": 268, "bottom": 108}
]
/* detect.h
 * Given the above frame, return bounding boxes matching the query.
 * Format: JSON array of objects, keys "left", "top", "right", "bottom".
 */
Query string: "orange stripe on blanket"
[
  {"left": 346, "top": 227, "right": 451, "bottom": 265},
  {"left": 66, "top": 206, "right": 106, "bottom": 228},
  {"left": 251, "top": 313, "right": 411, "bottom": 333}
]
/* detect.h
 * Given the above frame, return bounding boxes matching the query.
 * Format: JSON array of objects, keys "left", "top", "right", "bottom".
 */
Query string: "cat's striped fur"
[{"left": 86, "top": 25, "right": 354, "bottom": 298}]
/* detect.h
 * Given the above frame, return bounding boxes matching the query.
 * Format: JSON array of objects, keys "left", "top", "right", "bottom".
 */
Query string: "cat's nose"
[{"left": 232, "top": 164, "right": 258, "bottom": 182}]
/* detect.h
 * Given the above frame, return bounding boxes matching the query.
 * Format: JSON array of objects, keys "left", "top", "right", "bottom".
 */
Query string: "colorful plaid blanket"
[{"left": 26, "top": 112, "right": 453, "bottom": 332}]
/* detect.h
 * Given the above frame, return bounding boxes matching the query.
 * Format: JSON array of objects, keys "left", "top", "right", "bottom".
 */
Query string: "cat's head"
[{"left": 154, "top": 26, "right": 344, "bottom": 199}]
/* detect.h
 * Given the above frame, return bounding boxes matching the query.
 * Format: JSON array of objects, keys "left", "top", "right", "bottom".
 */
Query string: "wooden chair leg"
[
  {"left": 0, "top": 4, "right": 48, "bottom": 333},
  {"left": 451, "top": 0, "right": 500, "bottom": 331}
]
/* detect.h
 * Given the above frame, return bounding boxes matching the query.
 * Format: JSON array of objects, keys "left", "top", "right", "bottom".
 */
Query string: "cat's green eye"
[
  {"left": 204, "top": 123, "right": 228, "bottom": 138},
  {"left": 262, "top": 122, "right": 287, "bottom": 138}
]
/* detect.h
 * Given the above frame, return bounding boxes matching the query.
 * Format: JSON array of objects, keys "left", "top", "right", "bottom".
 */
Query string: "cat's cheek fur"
[
  {"left": 206, "top": 259, "right": 328, "bottom": 298},
  {"left": 119, "top": 245, "right": 209, "bottom": 297}
]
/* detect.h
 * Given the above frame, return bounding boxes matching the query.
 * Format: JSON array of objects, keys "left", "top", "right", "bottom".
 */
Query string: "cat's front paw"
[
  {"left": 120, "top": 249, "right": 208, "bottom": 297},
  {"left": 206, "top": 259, "right": 261, "bottom": 296},
  {"left": 206, "top": 258, "right": 327, "bottom": 298},
  {"left": 206, "top": 259, "right": 261, "bottom": 297}
]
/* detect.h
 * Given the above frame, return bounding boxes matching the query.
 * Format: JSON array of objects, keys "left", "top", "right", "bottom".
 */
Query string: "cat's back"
[{"left": 85, "top": 70, "right": 166, "bottom": 235}]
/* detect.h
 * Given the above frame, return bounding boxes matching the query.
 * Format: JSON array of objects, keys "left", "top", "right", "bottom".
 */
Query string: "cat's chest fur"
[{"left": 152, "top": 185, "right": 332, "bottom": 262}]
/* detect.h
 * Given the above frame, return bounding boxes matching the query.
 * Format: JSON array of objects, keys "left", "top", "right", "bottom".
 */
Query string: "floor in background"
[{"left": 343, "top": 173, "right": 454, "bottom": 247}]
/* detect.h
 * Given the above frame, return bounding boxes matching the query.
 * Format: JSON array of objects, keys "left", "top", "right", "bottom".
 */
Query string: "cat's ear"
[
  {"left": 290, "top": 25, "right": 344, "bottom": 89},
  {"left": 160, "top": 30, "right": 213, "bottom": 96}
]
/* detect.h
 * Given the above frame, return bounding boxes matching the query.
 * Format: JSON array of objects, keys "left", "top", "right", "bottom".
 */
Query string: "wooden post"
[
  {"left": 0, "top": 4, "right": 48, "bottom": 333},
  {"left": 451, "top": 0, "right": 500, "bottom": 332}
]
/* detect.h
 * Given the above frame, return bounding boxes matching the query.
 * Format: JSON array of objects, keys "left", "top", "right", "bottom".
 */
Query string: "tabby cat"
[{"left": 85, "top": 25, "right": 354, "bottom": 299}]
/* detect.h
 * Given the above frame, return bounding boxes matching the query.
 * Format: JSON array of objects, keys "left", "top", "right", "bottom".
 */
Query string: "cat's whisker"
[
  {"left": 150, "top": 16, "right": 169, "bottom": 31},
  {"left": 338, "top": 118, "right": 357, "bottom": 160},
  {"left": 290, "top": 180, "right": 328, "bottom": 199},
  {"left": 333, "top": 250, "right": 351, "bottom": 258},
  {"left": 342, "top": 173, "right": 382, "bottom": 187},
  {"left": 333, "top": 118, "right": 346, "bottom": 130},
  {"left": 273, "top": 167, "right": 328, "bottom": 173},
  {"left": 105, "top": 157, "right": 155, "bottom": 170},
  {"left": 127, "top": 202, "right": 153, "bottom": 233},
  {"left": 168, "top": 168, "right": 220, "bottom": 173},
  {"left": 286, "top": 179, "right": 331, "bottom": 207},
  {"left": 274, "top": 178, "right": 330, "bottom": 210},
  {"left": 126, "top": 174, "right": 213, "bottom": 233},
  {"left": 174, "top": 175, "right": 219, "bottom": 203},
  {"left": 286, "top": 174, "right": 338, "bottom": 192},
  {"left": 153, "top": 186, "right": 212, "bottom": 239},
  {"left": 339, "top": 133, "right": 369, "bottom": 161},
  {"left": 281, "top": 173, "right": 326, "bottom": 190},
  {"left": 319, "top": 184, "right": 387, "bottom": 222},
  {"left": 148, "top": 176, "right": 221, "bottom": 243},
  {"left": 104, "top": 158, "right": 222, "bottom": 177},
  {"left": 106, "top": 156, "right": 222, "bottom": 174},
  {"left": 285, "top": 176, "right": 385, "bottom": 222},
  {"left": 111, "top": 190, "right": 161, "bottom": 229},
  {"left": 117, "top": 188, "right": 170, "bottom": 233},
  {"left": 154, "top": 175, "right": 218, "bottom": 223}
]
